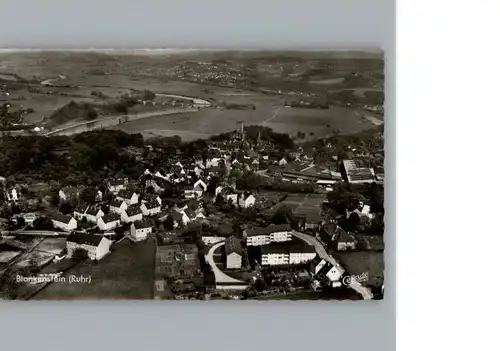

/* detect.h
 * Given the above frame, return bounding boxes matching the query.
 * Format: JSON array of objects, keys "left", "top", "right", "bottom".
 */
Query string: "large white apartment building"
[{"left": 244, "top": 224, "right": 293, "bottom": 246}]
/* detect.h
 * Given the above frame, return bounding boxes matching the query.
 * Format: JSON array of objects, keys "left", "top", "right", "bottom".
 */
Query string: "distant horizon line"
[{"left": 0, "top": 47, "right": 383, "bottom": 54}]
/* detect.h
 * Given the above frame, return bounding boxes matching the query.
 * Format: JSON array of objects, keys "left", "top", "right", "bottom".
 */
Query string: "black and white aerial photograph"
[{"left": 0, "top": 48, "right": 385, "bottom": 301}]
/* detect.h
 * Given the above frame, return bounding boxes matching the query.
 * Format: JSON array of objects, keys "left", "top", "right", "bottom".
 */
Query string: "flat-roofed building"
[
  {"left": 288, "top": 242, "right": 317, "bottom": 264},
  {"left": 261, "top": 241, "right": 316, "bottom": 266},
  {"left": 342, "top": 160, "right": 376, "bottom": 184},
  {"left": 262, "top": 244, "right": 290, "bottom": 265},
  {"left": 244, "top": 224, "right": 292, "bottom": 246}
]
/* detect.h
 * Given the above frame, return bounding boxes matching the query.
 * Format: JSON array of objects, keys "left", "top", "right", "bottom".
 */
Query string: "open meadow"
[{"left": 32, "top": 238, "right": 156, "bottom": 300}]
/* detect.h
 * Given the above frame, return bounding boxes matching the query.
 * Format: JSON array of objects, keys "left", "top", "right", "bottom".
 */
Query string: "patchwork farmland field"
[
  {"left": 281, "top": 193, "right": 326, "bottom": 210},
  {"left": 1, "top": 50, "right": 383, "bottom": 140},
  {"left": 263, "top": 193, "right": 326, "bottom": 219},
  {"left": 114, "top": 99, "right": 374, "bottom": 141}
]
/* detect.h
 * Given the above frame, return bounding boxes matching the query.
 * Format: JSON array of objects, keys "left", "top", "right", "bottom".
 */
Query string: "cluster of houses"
[
  {"left": 1, "top": 127, "right": 381, "bottom": 293},
  {"left": 309, "top": 256, "right": 344, "bottom": 289}
]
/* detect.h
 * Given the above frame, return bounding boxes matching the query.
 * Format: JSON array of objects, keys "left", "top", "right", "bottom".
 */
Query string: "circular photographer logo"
[{"left": 342, "top": 272, "right": 369, "bottom": 286}]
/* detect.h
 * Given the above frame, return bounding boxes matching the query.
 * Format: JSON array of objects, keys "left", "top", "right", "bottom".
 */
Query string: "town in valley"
[{"left": 0, "top": 49, "right": 385, "bottom": 300}]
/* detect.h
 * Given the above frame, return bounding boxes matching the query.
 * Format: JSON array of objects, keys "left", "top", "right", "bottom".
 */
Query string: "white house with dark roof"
[
  {"left": 170, "top": 210, "right": 190, "bottom": 227},
  {"left": 66, "top": 232, "right": 112, "bottom": 261},
  {"left": 5, "top": 188, "right": 20, "bottom": 202},
  {"left": 335, "top": 230, "right": 357, "bottom": 251},
  {"left": 130, "top": 221, "right": 153, "bottom": 241},
  {"left": 225, "top": 236, "right": 242, "bottom": 269},
  {"left": 108, "top": 179, "right": 128, "bottom": 194},
  {"left": 193, "top": 179, "right": 207, "bottom": 192},
  {"left": 97, "top": 214, "right": 121, "bottom": 231},
  {"left": 346, "top": 201, "right": 374, "bottom": 220},
  {"left": 116, "top": 189, "right": 139, "bottom": 205},
  {"left": 239, "top": 194, "right": 256, "bottom": 208},
  {"left": 184, "top": 179, "right": 207, "bottom": 199},
  {"left": 50, "top": 213, "right": 78, "bottom": 232},
  {"left": 145, "top": 178, "right": 164, "bottom": 193},
  {"left": 121, "top": 206, "right": 143, "bottom": 223},
  {"left": 109, "top": 199, "right": 128, "bottom": 215},
  {"left": 85, "top": 207, "right": 104, "bottom": 224},
  {"left": 140, "top": 201, "right": 161, "bottom": 216},
  {"left": 310, "top": 257, "right": 343, "bottom": 283},
  {"left": 141, "top": 194, "right": 162, "bottom": 206},
  {"left": 225, "top": 193, "right": 238, "bottom": 205}
]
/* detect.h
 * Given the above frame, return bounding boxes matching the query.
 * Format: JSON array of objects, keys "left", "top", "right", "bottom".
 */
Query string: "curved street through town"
[
  {"left": 205, "top": 241, "right": 246, "bottom": 285},
  {"left": 291, "top": 230, "right": 374, "bottom": 300}
]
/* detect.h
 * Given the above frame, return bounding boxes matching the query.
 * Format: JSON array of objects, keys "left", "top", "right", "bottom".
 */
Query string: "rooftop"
[
  {"left": 86, "top": 207, "right": 101, "bottom": 216},
  {"left": 225, "top": 236, "right": 242, "bottom": 256},
  {"left": 67, "top": 232, "right": 103, "bottom": 246},
  {"left": 246, "top": 224, "right": 291, "bottom": 237},
  {"left": 133, "top": 221, "right": 152, "bottom": 230},
  {"left": 143, "top": 201, "right": 160, "bottom": 209},
  {"left": 101, "top": 214, "right": 121, "bottom": 223},
  {"left": 50, "top": 212, "right": 74, "bottom": 224},
  {"left": 117, "top": 189, "right": 137, "bottom": 198},
  {"left": 110, "top": 199, "right": 126, "bottom": 207},
  {"left": 125, "top": 206, "right": 142, "bottom": 216},
  {"left": 261, "top": 244, "right": 289, "bottom": 255}
]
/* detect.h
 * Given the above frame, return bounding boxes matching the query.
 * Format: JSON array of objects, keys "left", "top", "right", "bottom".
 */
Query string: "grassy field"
[
  {"left": 279, "top": 193, "right": 326, "bottom": 217},
  {"left": 266, "top": 105, "right": 376, "bottom": 138},
  {"left": 334, "top": 251, "right": 385, "bottom": 288},
  {"left": 32, "top": 238, "right": 156, "bottom": 300}
]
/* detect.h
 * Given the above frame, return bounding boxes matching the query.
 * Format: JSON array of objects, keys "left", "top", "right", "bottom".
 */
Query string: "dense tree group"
[{"left": 0, "top": 130, "right": 144, "bottom": 184}]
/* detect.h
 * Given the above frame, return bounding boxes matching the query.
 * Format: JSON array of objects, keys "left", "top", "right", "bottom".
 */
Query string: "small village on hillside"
[{"left": 0, "top": 122, "right": 384, "bottom": 301}]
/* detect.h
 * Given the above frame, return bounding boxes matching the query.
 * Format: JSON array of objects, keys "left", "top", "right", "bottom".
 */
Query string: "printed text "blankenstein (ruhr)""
[{"left": 16, "top": 274, "right": 92, "bottom": 284}]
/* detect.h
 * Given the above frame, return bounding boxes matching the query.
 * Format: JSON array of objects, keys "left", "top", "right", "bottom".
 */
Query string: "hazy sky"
[{"left": 0, "top": 0, "right": 393, "bottom": 49}]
